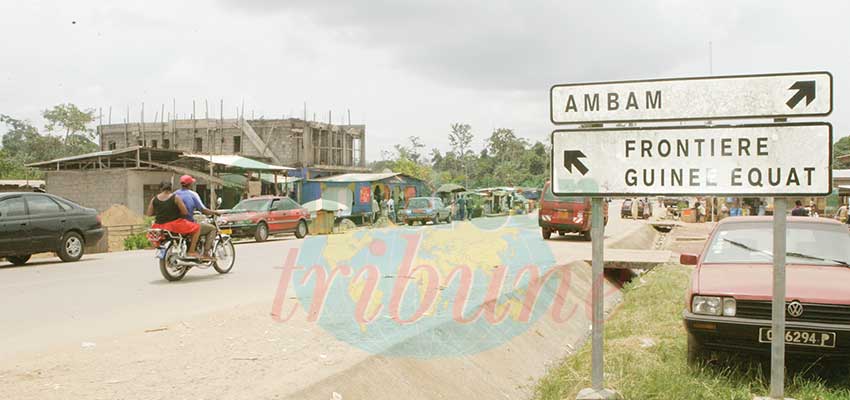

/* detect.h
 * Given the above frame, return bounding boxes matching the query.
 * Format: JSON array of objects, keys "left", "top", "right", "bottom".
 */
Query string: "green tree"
[
  {"left": 834, "top": 136, "right": 850, "bottom": 169},
  {"left": 448, "top": 123, "right": 474, "bottom": 184},
  {"left": 42, "top": 103, "right": 95, "bottom": 143},
  {"left": 0, "top": 108, "right": 98, "bottom": 179}
]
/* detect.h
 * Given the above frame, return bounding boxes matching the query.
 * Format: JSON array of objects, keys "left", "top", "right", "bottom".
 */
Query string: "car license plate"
[
  {"left": 155, "top": 248, "right": 166, "bottom": 259},
  {"left": 758, "top": 328, "right": 836, "bottom": 348},
  {"left": 414, "top": 209, "right": 424, "bottom": 214},
  {"left": 556, "top": 211, "right": 570, "bottom": 220},
  {"left": 220, "top": 228, "right": 232, "bottom": 235}
]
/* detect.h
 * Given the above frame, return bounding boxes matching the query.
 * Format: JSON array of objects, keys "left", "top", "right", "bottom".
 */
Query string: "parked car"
[
  {"left": 620, "top": 198, "right": 652, "bottom": 219},
  {"left": 621, "top": 199, "right": 633, "bottom": 219},
  {"left": 218, "top": 196, "right": 309, "bottom": 242},
  {"left": 0, "top": 192, "right": 104, "bottom": 265},
  {"left": 682, "top": 216, "right": 850, "bottom": 364},
  {"left": 401, "top": 197, "right": 451, "bottom": 225},
  {"left": 538, "top": 181, "right": 607, "bottom": 241}
]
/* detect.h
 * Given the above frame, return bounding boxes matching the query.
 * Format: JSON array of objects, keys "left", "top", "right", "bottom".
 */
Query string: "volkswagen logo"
[{"left": 787, "top": 301, "right": 804, "bottom": 318}]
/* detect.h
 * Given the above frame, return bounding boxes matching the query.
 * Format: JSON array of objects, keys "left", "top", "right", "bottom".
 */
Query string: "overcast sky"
[{"left": 1, "top": 1, "right": 847, "bottom": 161}]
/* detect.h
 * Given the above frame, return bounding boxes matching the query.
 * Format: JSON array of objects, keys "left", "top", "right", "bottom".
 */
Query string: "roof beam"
[
  {"left": 139, "top": 159, "right": 237, "bottom": 188},
  {"left": 240, "top": 120, "right": 282, "bottom": 165}
]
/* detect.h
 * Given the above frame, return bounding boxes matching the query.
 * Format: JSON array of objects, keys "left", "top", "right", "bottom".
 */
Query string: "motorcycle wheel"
[
  {"left": 159, "top": 245, "right": 188, "bottom": 281},
  {"left": 213, "top": 239, "right": 236, "bottom": 274}
]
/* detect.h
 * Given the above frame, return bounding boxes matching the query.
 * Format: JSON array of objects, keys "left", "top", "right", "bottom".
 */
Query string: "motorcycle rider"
[
  {"left": 174, "top": 175, "right": 221, "bottom": 259},
  {"left": 146, "top": 181, "right": 203, "bottom": 259}
]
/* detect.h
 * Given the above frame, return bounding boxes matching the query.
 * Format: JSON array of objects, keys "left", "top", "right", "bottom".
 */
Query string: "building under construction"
[{"left": 97, "top": 117, "right": 367, "bottom": 174}]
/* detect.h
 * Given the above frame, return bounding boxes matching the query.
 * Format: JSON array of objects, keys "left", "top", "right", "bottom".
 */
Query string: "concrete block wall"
[
  {"left": 98, "top": 118, "right": 365, "bottom": 167},
  {"left": 127, "top": 170, "right": 178, "bottom": 215},
  {"left": 46, "top": 170, "right": 128, "bottom": 213},
  {"left": 46, "top": 169, "right": 176, "bottom": 216}
]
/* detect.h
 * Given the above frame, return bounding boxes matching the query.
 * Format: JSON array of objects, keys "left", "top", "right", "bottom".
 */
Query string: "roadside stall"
[{"left": 178, "top": 154, "right": 294, "bottom": 209}]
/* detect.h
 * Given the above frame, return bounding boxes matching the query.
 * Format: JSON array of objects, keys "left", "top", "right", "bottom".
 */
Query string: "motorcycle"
[{"left": 146, "top": 215, "right": 236, "bottom": 281}]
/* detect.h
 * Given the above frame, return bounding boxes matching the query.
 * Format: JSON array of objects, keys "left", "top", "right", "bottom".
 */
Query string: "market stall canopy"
[
  {"left": 181, "top": 154, "right": 294, "bottom": 172},
  {"left": 301, "top": 198, "right": 349, "bottom": 213},
  {"left": 220, "top": 173, "right": 301, "bottom": 186},
  {"left": 309, "top": 172, "right": 398, "bottom": 182},
  {"left": 436, "top": 183, "right": 466, "bottom": 193}
]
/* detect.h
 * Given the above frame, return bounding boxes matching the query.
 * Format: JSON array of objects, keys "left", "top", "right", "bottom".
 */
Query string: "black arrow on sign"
[
  {"left": 563, "top": 150, "right": 589, "bottom": 175},
  {"left": 786, "top": 80, "right": 816, "bottom": 109}
]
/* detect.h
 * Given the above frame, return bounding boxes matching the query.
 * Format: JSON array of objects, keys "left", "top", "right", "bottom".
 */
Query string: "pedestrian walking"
[
  {"left": 791, "top": 200, "right": 809, "bottom": 216},
  {"left": 835, "top": 202, "right": 848, "bottom": 223}
]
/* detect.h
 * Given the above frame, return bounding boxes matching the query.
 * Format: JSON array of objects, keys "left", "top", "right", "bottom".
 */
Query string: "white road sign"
[
  {"left": 550, "top": 72, "right": 832, "bottom": 124},
  {"left": 551, "top": 123, "right": 832, "bottom": 196}
]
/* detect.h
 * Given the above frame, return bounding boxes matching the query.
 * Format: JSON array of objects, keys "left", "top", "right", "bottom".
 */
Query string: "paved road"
[{"left": 0, "top": 203, "right": 640, "bottom": 360}]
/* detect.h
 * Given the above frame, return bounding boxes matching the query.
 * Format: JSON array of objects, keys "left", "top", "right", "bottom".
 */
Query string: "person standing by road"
[
  {"left": 174, "top": 175, "right": 220, "bottom": 259},
  {"left": 835, "top": 201, "right": 848, "bottom": 223},
  {"left": 630, "top": 197, "right": 639, "bottom": 219},
  {"left": 791, "top": 200, "right": 809, "bottom": 216},
  {"left": 146, "top": 181, "right": 202, "bottom": 259},
  {"left": 387, "top": 197, "right": 395, "bottom": 222},
  {"left": 457, "top": 195, "right": 466, "bottom": 220}
]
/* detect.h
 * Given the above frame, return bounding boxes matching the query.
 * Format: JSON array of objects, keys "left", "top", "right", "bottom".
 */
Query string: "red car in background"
[
  {"left": 218, "top": 196, "right": 309, "bottom": 242},
  {"left": 682, "top": 216, "right": 850, "bottom": 364},
  {"left": 538, "top": 181, "right": 607, "bottom": 241}
]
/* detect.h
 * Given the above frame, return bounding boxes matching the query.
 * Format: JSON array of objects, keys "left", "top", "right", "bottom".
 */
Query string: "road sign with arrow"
[
  {"left": 551, "top": 71, "right": 832, "bottom": 124},
  {"left": 551, "top": 123, "right": 832, "bottom": 196}
]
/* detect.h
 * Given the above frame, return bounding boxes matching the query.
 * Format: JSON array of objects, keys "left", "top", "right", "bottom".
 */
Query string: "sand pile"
[
  {"left": 99, "top": 204, "right": 145, "bottom": 227},
  {"left": 98, "top": 205, "right": 147, "bottom": 251}
]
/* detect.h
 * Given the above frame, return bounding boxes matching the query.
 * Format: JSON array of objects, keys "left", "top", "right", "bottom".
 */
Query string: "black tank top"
[{"left": 153, "top": 195, "right": 182, "bottom": 224}]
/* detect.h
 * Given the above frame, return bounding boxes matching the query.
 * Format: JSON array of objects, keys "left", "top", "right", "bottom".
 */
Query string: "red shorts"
[{"left": 152, "top": 219, "right": 200, "bottom": 235}]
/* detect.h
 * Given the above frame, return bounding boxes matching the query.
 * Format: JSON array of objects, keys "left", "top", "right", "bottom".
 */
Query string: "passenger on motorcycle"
[
  {"left": 175, "top": 175, "right": 221, "bottom": 259},
  {"left": 145, "top": 181, "right": 204, "bottom": 259}
]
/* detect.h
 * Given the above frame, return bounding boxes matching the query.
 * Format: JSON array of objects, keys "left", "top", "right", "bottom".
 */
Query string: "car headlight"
[
  {"left": 692, "top": 296, "right": 736, "bottom": 316},
  {"left": 722, "top": 298, "right": 736, "bottom": 316}
]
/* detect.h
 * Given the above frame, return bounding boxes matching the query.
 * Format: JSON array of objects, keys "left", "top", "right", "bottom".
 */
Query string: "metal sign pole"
[
  {"left": 591, "top": 197, "right": 604, "bottom": 389},
  {"left": 577, "top": 198, "right": 619, "bottom": 399},
  {"left": 770, "top": 198, "right": 787, "bottom": 399}
]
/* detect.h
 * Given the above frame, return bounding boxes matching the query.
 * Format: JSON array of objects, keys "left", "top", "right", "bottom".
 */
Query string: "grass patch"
[{"left": 534, "top": 263, "right": 850, "bottom": 400}]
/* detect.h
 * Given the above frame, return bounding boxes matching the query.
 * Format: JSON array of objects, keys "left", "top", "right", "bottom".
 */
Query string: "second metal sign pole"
[{"left": 770, "top": 198, "right": 787, "bottom": 399}]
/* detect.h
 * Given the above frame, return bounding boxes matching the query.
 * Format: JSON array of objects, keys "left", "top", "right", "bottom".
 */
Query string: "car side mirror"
[{"left": 680, "top": 253, "right": 700, "bottom": 265}]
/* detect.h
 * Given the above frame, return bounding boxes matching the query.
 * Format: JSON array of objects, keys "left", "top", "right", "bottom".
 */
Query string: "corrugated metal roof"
[
  {"left": 309, "top": 172, "right": 399, "bottom": 183},
  {"left": 181, "top": 154, "right": 294, "bottom": 171},
  {"left": 0, "top": 179, "right": 45, "bottom": 187},
  {"left": 26, "top": 146, "right": 183, "bottom": 167}
]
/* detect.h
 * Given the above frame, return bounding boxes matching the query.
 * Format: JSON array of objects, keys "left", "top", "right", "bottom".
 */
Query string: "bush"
[{"left": 123, "top": 231, "right": 150, "bottom": 250}]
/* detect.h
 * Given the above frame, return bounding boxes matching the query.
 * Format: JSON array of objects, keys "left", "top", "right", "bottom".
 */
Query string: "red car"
[
  {"left": 219, "top": 196, "right": 309, "bottom": 242},
  {"left": 538, "top": 181, "right": 607, "bottom": 241},
  {"left": 682, "top": 216, "right": 850, "bottom": 363}
]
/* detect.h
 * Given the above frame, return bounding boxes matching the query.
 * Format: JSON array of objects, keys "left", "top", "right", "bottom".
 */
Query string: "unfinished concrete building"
[{"left": 97, "top": 118, "right": 366, "bottom": 175}]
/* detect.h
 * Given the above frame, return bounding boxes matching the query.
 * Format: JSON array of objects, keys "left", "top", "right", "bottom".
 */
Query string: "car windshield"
[
  {"left": 543, "top": 185, "right": 584, "bottom": 203},
  {"left": 232, "top": 199, "right": 271, "bottom": 212},
  {"left": 408, "top": 198, "right": 431, "bottom": 209},
  {"left": 703, "top": 221, "right": 850, "bottom": 266}
]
